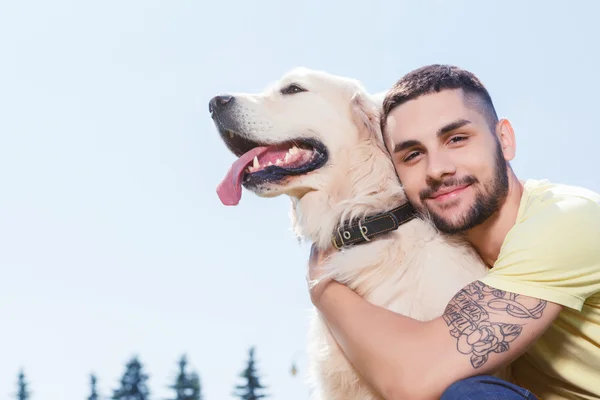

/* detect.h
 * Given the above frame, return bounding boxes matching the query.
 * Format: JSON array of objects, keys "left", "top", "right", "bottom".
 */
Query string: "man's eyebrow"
[
  {"left": 437, "top": 119, "right": 471, "bottom": 137},
  {"left": 392, "top": 119, "right": 472, "bottom": 154},
  {"left": 393, "top": 139, "right": 421, "bottom": 154}
]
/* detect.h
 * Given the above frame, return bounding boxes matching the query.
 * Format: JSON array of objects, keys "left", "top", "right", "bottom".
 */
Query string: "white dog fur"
[{"left": 212, "top": 68, "right": 499, "bottom": 399}]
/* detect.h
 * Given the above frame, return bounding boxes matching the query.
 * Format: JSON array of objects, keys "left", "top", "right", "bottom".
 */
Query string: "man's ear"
[
  {"left": 496, "top": 118, "right": 516, "bottom": 162},
  {"left": 350, "top": 92, "right": 384, "bottom": 143}
]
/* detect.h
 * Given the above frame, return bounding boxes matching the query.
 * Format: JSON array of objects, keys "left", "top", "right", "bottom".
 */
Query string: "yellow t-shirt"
[{"left": 479, "top": 179, "right": 600, "bottom": 400}]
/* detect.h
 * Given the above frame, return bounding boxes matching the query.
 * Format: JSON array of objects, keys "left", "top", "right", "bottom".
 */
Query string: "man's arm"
[
  {"left": 309, "top": 192, "right": 599, "bottom": 399},
  {"left": 313, "top": 278, "right": 562, "bottom": 400}
]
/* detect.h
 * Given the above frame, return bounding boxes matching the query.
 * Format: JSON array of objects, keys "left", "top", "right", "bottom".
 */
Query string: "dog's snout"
[{"left": 209, "top": 95, "right": 234, "bottom": 113}]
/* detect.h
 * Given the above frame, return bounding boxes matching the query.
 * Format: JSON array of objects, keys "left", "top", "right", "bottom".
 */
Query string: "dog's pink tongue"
[{"left": 216, "top": 146, "right": 270, "bottom": 206}]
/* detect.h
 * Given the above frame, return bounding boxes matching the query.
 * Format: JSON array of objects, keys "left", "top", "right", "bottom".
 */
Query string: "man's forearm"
[{"left": 315, "top": 281, "right": 442, "bottom": 399}]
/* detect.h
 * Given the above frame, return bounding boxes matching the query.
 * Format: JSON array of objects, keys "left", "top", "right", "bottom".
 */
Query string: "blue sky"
[{"left": 0, "top": 1, "right": 598, "bottom": 399}]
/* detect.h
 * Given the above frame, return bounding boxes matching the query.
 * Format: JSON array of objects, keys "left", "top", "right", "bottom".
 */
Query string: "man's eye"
[
  {"left": 449, "top": 135, "right": 467, "bottom": 144},
  {"left": 403, "top": 151, "right": 421, "bottom": 162}
]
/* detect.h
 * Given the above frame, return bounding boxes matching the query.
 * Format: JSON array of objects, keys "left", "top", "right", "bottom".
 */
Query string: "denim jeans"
[{"left": 441, "top": 375, "right": 538, "bottom": 400}]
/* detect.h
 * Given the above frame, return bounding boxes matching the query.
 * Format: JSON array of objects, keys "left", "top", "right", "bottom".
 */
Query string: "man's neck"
[{"left": 466, "top": 174, "right": 524, "bottom": 267}]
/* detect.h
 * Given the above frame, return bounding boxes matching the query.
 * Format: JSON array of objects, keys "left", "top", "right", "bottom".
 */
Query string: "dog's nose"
[{"left": 209, "top": 95, "right": 234, "bottom": 113}]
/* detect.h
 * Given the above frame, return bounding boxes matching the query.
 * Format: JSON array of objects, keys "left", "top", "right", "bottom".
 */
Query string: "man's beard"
[{"left": 418, "top": 142, "right": 509, "bottom": 234}]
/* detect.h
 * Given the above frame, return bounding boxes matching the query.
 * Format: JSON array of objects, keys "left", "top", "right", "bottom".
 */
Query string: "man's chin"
[
  {"left": 432, "top": 218, "right": 462, "bottom": 233},
  {"left": 424, "top": 207, "right": 471, "bottom": 233},
  {"left": 425, "top": 200, "right": 466, "bottom": 217}
]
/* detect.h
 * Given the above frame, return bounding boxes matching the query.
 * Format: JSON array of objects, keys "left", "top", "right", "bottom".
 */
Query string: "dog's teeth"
[
  {"left": 268, "top": 161, "right": 273, "bottom": 166},
  {"left": 284, "top": 152, "right": 292, "bottom": 162},
  {"left": 289, "top": 146, "right": 299, "bottom": 155},
  {"left": 253, "top": 156, "right": 260, "bottom": 169},
  {"left": 276, "top": 159, "right": 282, "bottom": 165}
]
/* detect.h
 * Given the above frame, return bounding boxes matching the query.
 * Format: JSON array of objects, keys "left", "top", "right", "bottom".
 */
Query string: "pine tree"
[
  {"left": 112, "top": 356, "right": 150, "bottom": 400},
  {"left": 233, "top": 347, "right": 268, "bottom": 400},
  {"left": 168, "top": 355, "right": 202, "bottom": 400},
  {"left": 15, "top": 369, "right": 30, "bottom": 400},
  {"left": 88, "top": 374, "right": 99, "bottom": 400}
]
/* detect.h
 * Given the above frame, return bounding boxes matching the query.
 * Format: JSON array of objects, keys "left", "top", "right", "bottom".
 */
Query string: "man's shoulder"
[
  {"left": 500, "top": 178, "right": 600, "bottom": 262},
  {"left": 518, "top": 178, "right": 600, "bottom": 229},
  {"left": 486, "top": 179, "right": 600, "bottom": 310}
]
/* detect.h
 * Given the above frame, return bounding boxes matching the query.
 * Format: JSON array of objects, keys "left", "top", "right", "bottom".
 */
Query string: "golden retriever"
[{"left": 209, "top": 67, "right": 491, "bottom": 399}]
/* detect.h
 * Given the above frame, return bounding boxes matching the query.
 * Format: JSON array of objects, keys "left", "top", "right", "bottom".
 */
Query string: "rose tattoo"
[{"left": 443, "top": 281, "right": 547, "bottom": 368}]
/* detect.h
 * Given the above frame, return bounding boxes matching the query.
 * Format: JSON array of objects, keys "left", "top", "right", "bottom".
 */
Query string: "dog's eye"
[{"left": 280, "top": 84, "right": 306, "bottom": 95}]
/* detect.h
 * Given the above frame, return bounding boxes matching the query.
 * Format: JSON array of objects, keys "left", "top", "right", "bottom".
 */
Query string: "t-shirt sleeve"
[{"left": 479, "top": 195, "right": 600, "bottom": 311}]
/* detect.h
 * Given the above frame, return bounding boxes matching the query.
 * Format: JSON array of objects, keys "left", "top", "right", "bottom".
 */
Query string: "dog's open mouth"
[{"left": 216, "top": 130, "right": 328, "bottom": 206}]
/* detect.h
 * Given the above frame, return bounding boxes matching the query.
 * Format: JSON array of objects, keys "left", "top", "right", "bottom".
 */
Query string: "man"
[{"left": 307, "top": 65, "right": 600, "bottom": 400}]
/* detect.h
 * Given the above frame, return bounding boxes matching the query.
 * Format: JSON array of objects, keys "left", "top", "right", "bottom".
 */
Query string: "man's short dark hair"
[{"left": 380, "top": 65, "right": 499, "bottom": 140}]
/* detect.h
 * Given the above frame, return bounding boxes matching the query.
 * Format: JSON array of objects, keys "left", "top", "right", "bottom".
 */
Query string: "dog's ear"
[{"left": 350, "top": 92, "right": 384, "bottom": 143}]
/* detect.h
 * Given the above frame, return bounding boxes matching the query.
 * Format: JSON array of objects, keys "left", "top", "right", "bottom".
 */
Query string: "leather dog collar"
[{"left": 331, "top": 202, "right": 419, "bottom": 250}]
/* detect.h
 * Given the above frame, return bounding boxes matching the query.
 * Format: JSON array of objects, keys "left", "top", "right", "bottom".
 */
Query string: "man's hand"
[{"left": 307, "top": 243, "right": 336, "bottom": 305}]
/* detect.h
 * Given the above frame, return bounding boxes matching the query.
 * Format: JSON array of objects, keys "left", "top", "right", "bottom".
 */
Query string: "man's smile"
[{"left": 427, "top": 183, "right": 472, "bottom": 204}]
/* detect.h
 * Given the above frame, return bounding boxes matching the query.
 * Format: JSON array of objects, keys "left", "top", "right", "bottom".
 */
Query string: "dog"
[{"left": 209, "top": 67, "right": 493, "bottom": 399}]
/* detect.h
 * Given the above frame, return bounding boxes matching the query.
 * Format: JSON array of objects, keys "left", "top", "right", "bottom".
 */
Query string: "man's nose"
[
  {"left": 426, "top": 152, "right": 456, "bottom": 181},
  {"left": 209, "top": 95, "right": 234, "bottom": 114}
]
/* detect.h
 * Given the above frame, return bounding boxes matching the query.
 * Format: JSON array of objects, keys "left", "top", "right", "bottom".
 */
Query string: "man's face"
[{"left": 385, "top": 89, "right": 511, "bottom": 234}]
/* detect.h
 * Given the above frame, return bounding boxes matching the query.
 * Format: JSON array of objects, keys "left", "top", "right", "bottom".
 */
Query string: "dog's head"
[{"left": 210, "top": 67, "right": 386, "bottom": 206}]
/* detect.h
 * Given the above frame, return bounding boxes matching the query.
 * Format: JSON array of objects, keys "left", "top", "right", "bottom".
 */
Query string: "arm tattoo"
[{"left": 442, "top": 281, "right": 547, "bottom": 369}]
